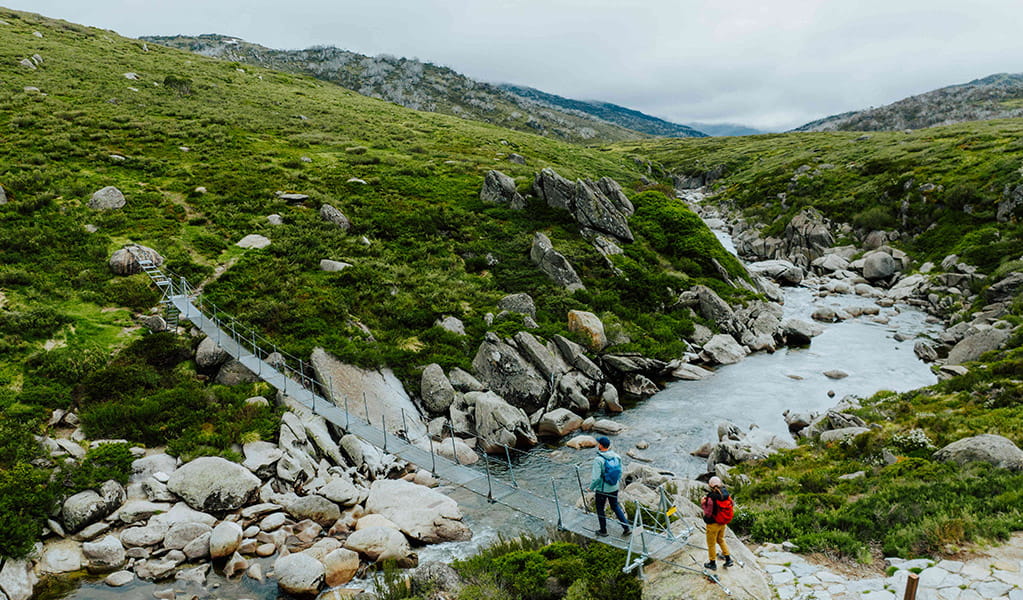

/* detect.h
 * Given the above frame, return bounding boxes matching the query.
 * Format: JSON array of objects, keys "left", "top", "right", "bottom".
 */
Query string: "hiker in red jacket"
[{"left": 701, "top": 476, "right": 734, "bottom": 570}]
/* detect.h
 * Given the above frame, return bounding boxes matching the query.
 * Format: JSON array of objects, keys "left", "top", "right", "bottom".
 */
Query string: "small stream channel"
[{"left": 57, "top": 207, "right": 944, "bottom": 600}]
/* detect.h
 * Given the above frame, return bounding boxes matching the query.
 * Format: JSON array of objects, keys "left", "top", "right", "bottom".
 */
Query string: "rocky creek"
[{"left": 45, "top": 185, "right": 970, "bottom": 600}]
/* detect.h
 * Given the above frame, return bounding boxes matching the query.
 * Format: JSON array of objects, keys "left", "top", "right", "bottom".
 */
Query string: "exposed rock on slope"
[{"left": 795, "top": 72, "right": 1023, "bottom": 132}]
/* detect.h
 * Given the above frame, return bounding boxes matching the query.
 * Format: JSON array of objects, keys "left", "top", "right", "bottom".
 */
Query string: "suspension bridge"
[{"left": 128, "top": 245, "right": 726, "bottom": 588}]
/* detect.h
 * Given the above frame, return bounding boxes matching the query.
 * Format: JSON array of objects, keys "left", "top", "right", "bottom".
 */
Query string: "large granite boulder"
[
  {"left": 746, "top": 260, "right": 804, "bottom": 285},
  {"left": 933, "top": 434, "right": 1023, "bottom": 471},
  {"left": 322, "top": 547, "right": 361, "bottom": 587},
  {"left": 420, "top": 363, "right": 456, "bottom": 415},
  {"left": 214, "top": 359, "right": 260, "bottom": 386},
  {"left": 700, "top": 334, "right": 748, "bottom": 365},
  {"left": 480, "top": 170, "right": 525, "bottom": 209},
  {"left": 195, "top": 336, "right": 230, "bottom": 370},
  {"left": 946, "top": 328, "right": 1011, "bottom": 365},
  {"left": 209, "top": 521, "right": 243, "bottom": 559},
  {"left": 0, "top": 559, "right": 38, "bottom": 600},
  {"left": 513, "top": 331, "right": 570, "bottom": 380},
  {"left": 365, "top": 479, "right": 471, "bottom": 543},
  {"left": 537, "top": 408, "right": 584, "bottom": 437},
  {"left": 530, "top": 232, "right": 585, "bottom": 291},
  {"left": 470, "top": 390, "right": 538, "bottom": 453},
  {"left": 784, "top": 208, "right": 833, "bottom": 264},
  {"left": 166, "top": 456, "right": 260, "bottom": 512},
  {"left": 275, "top": 552, "right": 325, "bottom": 597},
  {"left": 533, "top": 169, "right": 634, "bottom": 242},
  {"left": 88, "top": 186, "right": 126, "bottom": 210},
  {"left": 344, "top": 526, "right": 416, "bottom": 565},
  {"left": 781, "top": 319, "right": 821, "bottom": 346},
  {"left": 82, "top": 535, "right": 126, "bottom": 572},
  {"left": 61, "top": 488, "right": 120, "bottom": 532},
  {"left": 567, "top": 310, "right": 607, "bottom": 350},
  {"left": 573, "top": 179, "right": 634, "bottom": 242},
  {"left": 862, "top": 251, "right": 897, "bottom": 281},
  {"left": 284, "top": 495, "right": 341, "bottom": 527},
  {"left": 108, "top": 244, "right": 163, "bottom": 276},
  {"left": 471, "top": 333, "right": 548, "bottom": 411},
  {"left": 311, "top": 348, "right": 427, "bottom": 438}
]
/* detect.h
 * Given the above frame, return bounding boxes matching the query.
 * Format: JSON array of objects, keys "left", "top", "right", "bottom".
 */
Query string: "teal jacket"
[{"left": 590, "top": 449, "right": 622, "bottom": 493}]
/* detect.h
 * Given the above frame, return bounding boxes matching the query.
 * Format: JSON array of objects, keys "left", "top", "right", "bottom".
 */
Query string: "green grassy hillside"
[
  {"left": 0, "top": 8, "right": 744, "bottom": 558},
  {"left": 625, "top": 123, "right": 1023, "bottom": 273}
]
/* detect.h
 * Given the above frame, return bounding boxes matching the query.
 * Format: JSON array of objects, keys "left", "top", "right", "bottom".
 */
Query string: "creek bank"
[
  {"left": 31, "top": 349, "right": 469, "bottom": 599},
  {"left": 680, "top": 188, "right": 1019, "bottom": 376}
]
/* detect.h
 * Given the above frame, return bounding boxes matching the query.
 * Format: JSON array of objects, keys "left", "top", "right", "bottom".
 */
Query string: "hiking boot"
[
  {"left": 596, "top": 530, "right": 608, "bottom": 537},
  {"left": 704, "top": 560, "right": 717, "bottom": 571},
  {"left": 723, "top": 555, "right": 734, "bottom": 568},
  {"left": 622, "top": 527, "right": 631, "bottom": 536}
]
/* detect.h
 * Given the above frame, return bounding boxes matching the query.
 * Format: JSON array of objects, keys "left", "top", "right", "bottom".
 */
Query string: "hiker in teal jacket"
[{"left": 589, "top": 436, "right": 631, "bottom": 537}]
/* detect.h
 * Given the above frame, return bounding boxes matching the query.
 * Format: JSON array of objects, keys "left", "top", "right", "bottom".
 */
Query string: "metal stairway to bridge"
[{"left": 127, "top": 246, "right": 709, "bottom": 581}]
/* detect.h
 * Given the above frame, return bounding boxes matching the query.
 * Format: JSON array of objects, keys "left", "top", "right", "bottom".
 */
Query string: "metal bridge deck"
[{"left": 170, "top": 294, "right": 686, "bottom": 561}]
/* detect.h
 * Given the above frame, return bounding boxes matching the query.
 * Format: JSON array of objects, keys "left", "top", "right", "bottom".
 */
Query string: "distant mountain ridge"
[
  {"left": 794, "top": 72, "right": 1023, "bottom": 132},
  {"left": 497, "top": 84, "right": 707, "bottom": 138},
  {"left": 143, "top": 34, "right": 702, "bottom": 143}
]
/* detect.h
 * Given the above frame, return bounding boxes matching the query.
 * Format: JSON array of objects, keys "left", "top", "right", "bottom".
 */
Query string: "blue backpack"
[{"left": 601, "top": 454, "right": 622, "bottom": 486}]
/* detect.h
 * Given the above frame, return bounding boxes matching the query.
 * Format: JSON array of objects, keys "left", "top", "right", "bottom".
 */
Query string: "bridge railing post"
[
  {"left": 428, "top": 434, "right": 437, "bottom": 474},
  {"left": 448, "top": 422, "right": 459, "bottom": 465},
  {"left": 503, "top": 444, "right": 517, "bottom": 488},
  {"left": 552, "top": 480, "right": 563, "bottom": 530},
  {"left": 483, "top": 451, "right": 494, "bottom": 503},
  {"left": 575, "top": 465, "right": 588, "bottom": 514},
  {"left": 382, "top": 414, "right": 388, "bottom": 452},
  {"left": 363, "top": 392, "right": 370, "bottom": 425}
]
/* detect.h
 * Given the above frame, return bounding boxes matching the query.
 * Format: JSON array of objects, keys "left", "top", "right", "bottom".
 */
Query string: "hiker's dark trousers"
[{"left": 595, "top": 490, "right": 629, "bottom": 532}]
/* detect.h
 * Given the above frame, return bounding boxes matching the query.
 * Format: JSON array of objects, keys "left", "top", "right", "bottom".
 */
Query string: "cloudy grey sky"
[{"left": 12, "top": 0, "right": 1023, "bottom": 131}]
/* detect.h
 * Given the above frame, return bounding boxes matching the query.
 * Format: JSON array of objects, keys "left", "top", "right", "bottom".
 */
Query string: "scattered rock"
[
  {"left": 320, "top": 259, "right": 352, "bottom": 272},
  {"left": 275, "top": 552, "right": 326, "bottom": 597},
  {"left": 420, "top": 363, "right": 456, "bottom": 415},
  {"left": 933, "top": 434, "right": 1023, "bottom": 471},
  {"left": 88, "top": 186, "right": 126, "bottom": 210},
  {"left": 480, "top": 170, "right": 525, "bottom": 209},
  {"left": 320, "top": 204, "right": 352, "bottom": 231},
  {"left": 236, "top": 234, "right": 271, "bottom": 249},
  {"left": 823, "top": 370, "right": 848, "bottom": 380},
  {"left": 104, "top": 570, "right": 134, "bottom": 587},
  {"left": 530, "top": 232, "right": 585, "bottom": 291}
]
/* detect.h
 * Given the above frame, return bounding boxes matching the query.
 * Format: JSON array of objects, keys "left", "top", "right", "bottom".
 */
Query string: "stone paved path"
[{"left": 757, "top": 532, "right": 1023, "bottom": 600}]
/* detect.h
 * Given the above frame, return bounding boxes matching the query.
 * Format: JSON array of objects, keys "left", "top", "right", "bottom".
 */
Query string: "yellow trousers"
[{"left": 706, "top": 522, "right": 730, "bottom": 561}]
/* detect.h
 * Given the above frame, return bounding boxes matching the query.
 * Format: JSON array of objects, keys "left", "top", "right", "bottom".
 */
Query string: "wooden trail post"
[{"left": 903, "top": 572, "right": 919, "bottom": 600}]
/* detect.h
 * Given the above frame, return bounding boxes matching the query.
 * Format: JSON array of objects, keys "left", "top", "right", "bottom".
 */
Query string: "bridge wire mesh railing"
[{"left": 134, "top": 256, "right": 696, "bottom": 568}]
